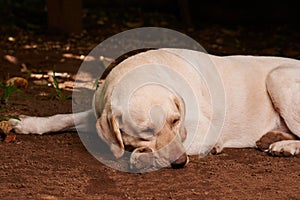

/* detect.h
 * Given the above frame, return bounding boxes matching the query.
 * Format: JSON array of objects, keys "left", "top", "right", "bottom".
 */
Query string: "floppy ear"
[
  {"left": 173, "top": 95, "right": 185, "bottom": 118},
  {"left": 96, "top": 112, "right": 124, "bottom": 158},
  {"left": 173, "top": 95, "right": 187, "bottom": 141}
]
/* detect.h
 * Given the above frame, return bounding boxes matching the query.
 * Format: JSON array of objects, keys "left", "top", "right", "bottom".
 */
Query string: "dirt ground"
[{"left": 0, "top": 21, "right": 300, "bottom": 199}]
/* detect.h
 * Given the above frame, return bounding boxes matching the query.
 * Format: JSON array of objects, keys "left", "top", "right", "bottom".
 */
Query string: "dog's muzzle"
[{"left": 130, "top": 147, "right": 189, "bottom": 171}]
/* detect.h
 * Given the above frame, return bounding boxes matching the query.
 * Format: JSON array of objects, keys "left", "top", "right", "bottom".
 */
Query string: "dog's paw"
[
  {"left": 268, "top": 140, "right": 300, "bottom": 157},
  {"left": 8, "top": 117, "right": 28, "bottom": 134},
  {"left": 210, "top": 144, "right": 223, "bottom": 155},
  {"left": 256, "top": 131, "right": 296, "bottom": 151},
  {"left": 8, "top": 116, "right": 41, "bottom": 134}
]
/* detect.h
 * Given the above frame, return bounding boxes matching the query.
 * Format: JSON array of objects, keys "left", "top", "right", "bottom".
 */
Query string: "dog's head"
[{"left": 96, "top": 84, "right": 188, "bottom": 171}]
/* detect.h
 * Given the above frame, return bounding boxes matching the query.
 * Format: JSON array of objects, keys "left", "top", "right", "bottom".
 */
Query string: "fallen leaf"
[
  {"left": 24, "top": 44, "right": 38, "bottom": 49},
  {"left": 6, "top": 77, "right": 28, "bottom": 88},
  {"left": 20, "top": 63, "right": 29, "bottom": 73},
  {"left": 0, "top": 121, "right": 12, "bottom": 135},
  {"left": 4, "top": 134, "right": 16, "bottom": 143},
  {"left": 4, "top": 55, "right": 18, "bottom": 65},
  {"left": 8, "top": 37, "right": 15, "bottom": 42},
  {"left": 125, "top": 21, "right": 144, "bottom": 28},
  {"left": 33, "top": 79, "right": 49, "bottom": 86},
  {"left": 221, "top": 28, "right": 238, "bottom": 37}
]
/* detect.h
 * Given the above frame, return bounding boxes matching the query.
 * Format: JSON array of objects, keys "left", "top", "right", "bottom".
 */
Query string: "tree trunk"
[{"left": 46, "top": 0, "right": 82, "bottom": 34}]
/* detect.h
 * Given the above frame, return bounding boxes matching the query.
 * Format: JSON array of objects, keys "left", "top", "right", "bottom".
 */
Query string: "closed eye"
[
  {"left": 140, "top": 128, "right": 155, "bottom": 140},
  {"left": 142, "top": 127, "right": 154, "bottom": 133},
  {"left": 171, "top": 118, "right": 180, "bottom": 126}
]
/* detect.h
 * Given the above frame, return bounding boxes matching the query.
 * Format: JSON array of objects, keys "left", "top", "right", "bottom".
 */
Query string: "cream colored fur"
[{"left": 9, "top": 48, "right": 300, "bottom": 170}]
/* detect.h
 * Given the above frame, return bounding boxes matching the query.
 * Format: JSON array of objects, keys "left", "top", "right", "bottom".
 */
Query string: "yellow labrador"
[{"left": 9, "top": 48, "right": 300, "bottom": 170}]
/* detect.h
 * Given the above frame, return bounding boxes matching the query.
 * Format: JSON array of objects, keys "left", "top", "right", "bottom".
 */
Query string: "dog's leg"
[
  {"left": 8, "top": 110, "right": 95, "bottom": 135},
  {"left": 265, "top": 65, "right": 300, "bottom": 156}
]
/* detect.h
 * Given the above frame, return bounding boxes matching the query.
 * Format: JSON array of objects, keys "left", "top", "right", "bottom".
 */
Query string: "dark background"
[
  {"left": 1, "top": 0, "right": 299, "bottom": 58},
  {"left": 0, "top": 0, "right": 298, "bottom": 32}
]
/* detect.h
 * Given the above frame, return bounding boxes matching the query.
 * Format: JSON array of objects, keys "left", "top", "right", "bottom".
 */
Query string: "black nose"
[{"left": 171, "top": 153, "right": 188, "bottom": 169}]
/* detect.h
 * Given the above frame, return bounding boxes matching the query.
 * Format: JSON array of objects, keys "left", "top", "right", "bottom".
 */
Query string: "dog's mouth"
[{"left": 129, "top": 147, "right": 189, "bottom": 172}]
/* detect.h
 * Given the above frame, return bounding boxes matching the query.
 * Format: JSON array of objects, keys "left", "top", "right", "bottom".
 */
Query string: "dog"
[{"left": 8, "top": 48, "right": 300, "bottom": 171}]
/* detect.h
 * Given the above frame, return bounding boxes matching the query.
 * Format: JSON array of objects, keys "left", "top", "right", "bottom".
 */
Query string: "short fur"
[{"left": 9, "top": 48, "right": 300, "bottom": 170}]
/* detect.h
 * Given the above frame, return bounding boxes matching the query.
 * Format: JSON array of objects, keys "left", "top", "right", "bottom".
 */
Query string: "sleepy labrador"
[{"left": 9, "top": 48, "right": 300, "bottom": 171}]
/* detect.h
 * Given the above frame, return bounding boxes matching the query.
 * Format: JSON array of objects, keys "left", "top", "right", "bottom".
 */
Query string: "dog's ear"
[
  {"left": 96, "top": 112, "right": 124, "bottom": 158},
  {"left": 173, "top": 95, "right": 186, "bottom": 141},
  {"left": 173, "top": 95, "right": 185, "bottom": 118}
]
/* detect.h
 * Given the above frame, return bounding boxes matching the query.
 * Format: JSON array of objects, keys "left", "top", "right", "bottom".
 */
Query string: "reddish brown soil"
[{"left": 0, "top": 24, "right": 300, "bottom": 199}]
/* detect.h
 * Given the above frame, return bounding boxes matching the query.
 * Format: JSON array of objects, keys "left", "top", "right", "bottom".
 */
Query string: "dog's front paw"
[
  {"left": 268, "top": 140, "right": 300, "bottom": 156},
  {"left": 256, "top": 131, "right": 296, "bottom": 151},
  {"left": 8, "top": 117, "right": 28, "bottom": 134},
  {"left": 210, "top": 144, "right": 223, "bottom": 155},
  {"left": 8, "top": 116, "right": 40, "bottom": 134}
]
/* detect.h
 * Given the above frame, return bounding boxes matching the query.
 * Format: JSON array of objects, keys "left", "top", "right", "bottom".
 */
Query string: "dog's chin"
[
  {"left": 129, "top": 151, "right": 190, "bottom": 172},
  {"left": 129, "top": 149, "right": 171, "bottom": 173},
  {"left": 129, "top": 158, "right": 171, "bottom": 173}
]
